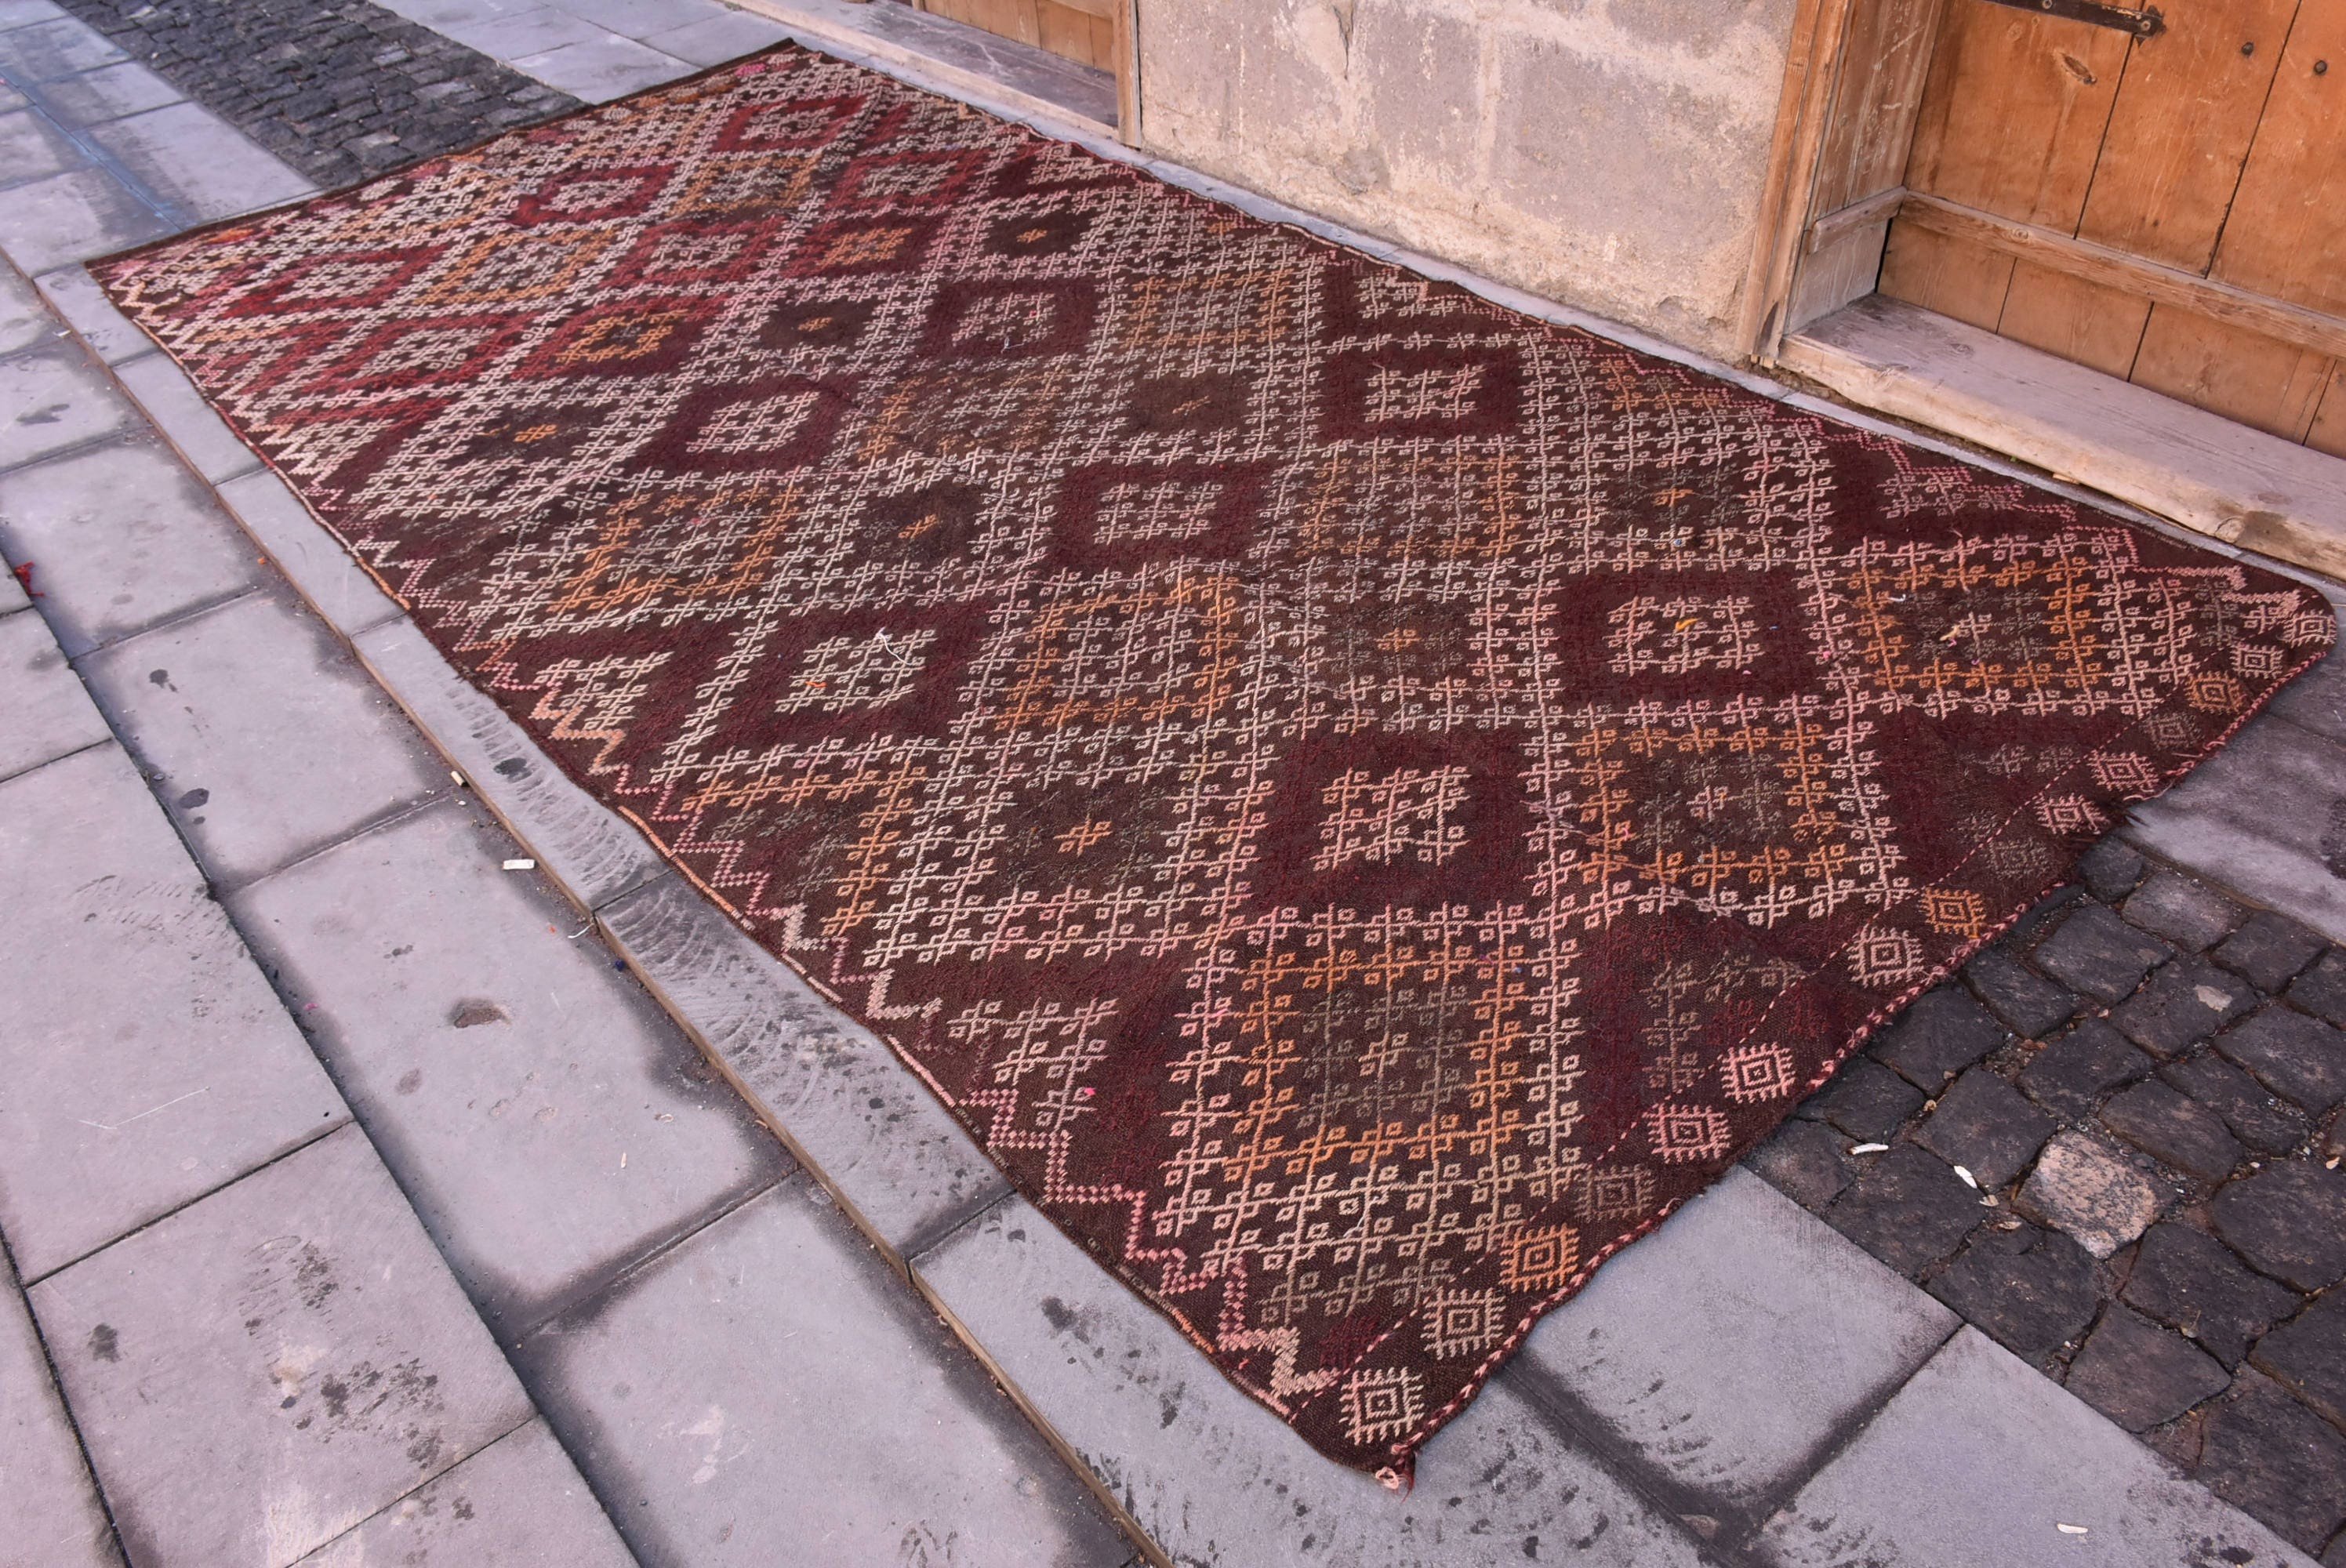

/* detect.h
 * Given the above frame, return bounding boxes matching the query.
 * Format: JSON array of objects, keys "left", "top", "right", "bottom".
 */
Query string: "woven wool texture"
[{"left": 95, "top": 46, "right": 2335, "bottom": 1476}]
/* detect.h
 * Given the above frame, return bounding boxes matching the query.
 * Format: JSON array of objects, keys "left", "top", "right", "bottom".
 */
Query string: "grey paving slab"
[
  {"left": 522, "top": 1180, "right": 1130, "bottom": 1568},
  {"left": 231, "top": 797, "right": 787, "bottom": 1333},
  {"left": 0, "top": 0, "right": 68, "bottom": 33},
  {"left": 0, "top": 742, "right": 349, "bottom": 1279},
  {"left": 436, "top": 5, "right": 612, "bottom": 58},
  {"left": 2268, "top": 633, "right": 2346, "bottom": 746},
  {"left": 0, "top": 16, "right": 126, "bottom": 81},
  {"left": 82, "top": 100, "right": 315, "bottom": 220},
  {"left": 353, "top": 615, "right": 662, "bottom": 907},
  {"left": 0, "top": 106, "right": 87, "bottom": 188},
  {"left": 215, "top": 468, "right": 403, "bottom": 637},
  {"left": 30, "top": 1125, "right": 536, "bottom": 1568},
  {"left": 597, "top": 871, "right": 1007, "bottom": 1263},
  {"left": 639, "top": 11, "right": 790, "bottom": 66},
  {"left": 78, "top": 586, "right": 448, "bottom": 887},
  {"left": 35, "top": 59, "right": 181, "bottom": 125},
  {"left": 0, "top": 260, "right": 58, "bottom": 355},
  {"left": 1514, "top": 1167, "right": 1957, "bottom": 1520},
  {"left": 0, "top": 167, "right": 167, "bottom": 274},
  {"left": 0, "top": 544, "right": 26, "bottom": 610},
  {"left": 0, "top": 600, "right": 108, "bottom": 778},
  {"left": 512, "top": 35, "right": 692, "bottom": 102},
  {"left": 1752, "top": 1327, "right": 2313, "bottom": 1567},
  {"left": 0, "top": 1276, "right": 122, "bottom": 1568},
  {"left": 547, "top": 0, "right": 734, "bottom": 39},
  {"left": 917, "top": 1195, "right": 1709, "bottom": 1568},
  {"left": 369, "top": 0, "right": 536, "bottom": 28},
  {"left": 0, "top": 436, "right": 263, "bottom": 655},
  {"left": 292, "top": 1417, "right": 630, "bottom": 1568},
  {"left": 111, "top": 350, "right": 265, "bottom": 482},
  {"left": 33, "top": 265, "right": 148, "bottom": 363},
  {"left": 0, "top": 340, "right": 132, "bottom": 469},
  {"left": 2127, "top": 716, "right": 2346, "bottom": 945}
]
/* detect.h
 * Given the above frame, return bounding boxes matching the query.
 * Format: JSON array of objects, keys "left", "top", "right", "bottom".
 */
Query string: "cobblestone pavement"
[
  {"left": 48, "top": 0, "right": 576, "bottom": 187},
  {"left": 1749, "top": 837, "right": 2346, "bottom": 1556},
  {"left": 2, "top": 0, "right": 2344, "bottom": 1564}
]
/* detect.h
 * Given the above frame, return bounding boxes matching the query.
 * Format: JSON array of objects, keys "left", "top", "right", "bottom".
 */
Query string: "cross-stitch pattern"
[{"left": 93, "top": 46, "right": 2335, "bottom": 1478}]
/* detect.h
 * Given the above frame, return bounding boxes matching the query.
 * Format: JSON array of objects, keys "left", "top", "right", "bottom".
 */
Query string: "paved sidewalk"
[{"left": 1, "top": 2, "right": 2341, "bottom": 1566}]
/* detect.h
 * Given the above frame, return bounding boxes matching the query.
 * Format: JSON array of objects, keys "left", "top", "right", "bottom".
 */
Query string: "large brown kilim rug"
[{"left": 94, "top": 45, "right": 2335, "bottom": 1479}]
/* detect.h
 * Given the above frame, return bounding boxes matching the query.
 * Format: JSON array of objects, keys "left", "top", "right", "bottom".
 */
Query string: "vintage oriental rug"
[{"left": 95, "top": 45, "right": 2333, "bottom": 1479}]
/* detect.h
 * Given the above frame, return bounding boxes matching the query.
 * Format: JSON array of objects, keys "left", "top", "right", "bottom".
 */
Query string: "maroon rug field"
[{"left": 93, "top": 45, "right": 2335, "bottom": 1478}]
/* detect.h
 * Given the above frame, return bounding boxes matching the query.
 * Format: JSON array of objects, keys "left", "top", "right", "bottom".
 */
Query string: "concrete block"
[
  {"left": 0, "top": 341, "right": 132, "bottom": 470},
  {"left": 512, "top": 36, "right": 693, "bottom": 102},
  {"left": 111, "top": 351, "right": 264, "bottom": 482},
  {"left": 292, "top": 1417, "right": 630, "bottom": 1568},
  {"left": 1752, "top": 1327, "right": 2313, "bottom": 1568},
  {"left": 34, "top": 59, "right": 180, "bottom": 125},
  {"left": 0, "top": 437, "right": 264, "bottom": 655},
  {"left": 0, "top": 601, "right": 109, "bottom": 778},
  {"left": 231, "top": 797, "right": 787, "bottom": 1333},
  {"left": 637, "top": 11, "right": 790, "bottom": 66},
  {"left": 597, "top": 872, "right": 1007, "bottom": 1262},
  {"left": 0, "top": 16, "right": 126, "bottom": 81},
  {"left": 0, "top": 742, "right": 348, "bottom": 1279},
  {"left": 353, "top": 615, "right": 663, "bottom": 908},
  {"left": 2127, "top": 715, "right": 2346, "bottom": 945},
  {"left": 31, "top": 1125, "right": 536, "bottom": 1568},
  {"left": 0, "top": 260, "right": 56, "bottom": 355},
  {"left": 214, "top": 468, "right": 403, "bottom": 637},
  {"left": 83, "top": 101, "right": 314, "bottom": 221},
  {"left": 915, "top": 1196, "right": 1709, "bottom": 1568},
  {"left": 0, "top": 107, "right": 87, "bottom": 189},
  {"left": 34, "top": 265, "right": 154, "bottom": 363},
  {"left": 547, "top": 0, "right": 732, "bottom": 39},
  {"left": 0, "top": 1276, "right": 122, "bottom": 1568},
  {"left": 78, "top": 587, "right": 448, "bottom": 887},
  {"left": 1514, "top": 1167, "right": 1956, "bottom": 1519},
  {"left": 0, "top": 167, "right": 166, "bottom": 274},
  {"left": 521, "top": 1181, "right": 1131, "bottom": 1568}
]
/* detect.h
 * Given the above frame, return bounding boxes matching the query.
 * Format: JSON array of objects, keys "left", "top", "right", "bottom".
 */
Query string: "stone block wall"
[{"left": 1133, "top": 0, "right": 1799, "bottom": 358}]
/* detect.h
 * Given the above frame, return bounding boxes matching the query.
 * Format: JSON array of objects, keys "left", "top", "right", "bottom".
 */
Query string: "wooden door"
[
  {"left": 1879, "top": 0, "right": 2346, "bottom": 456},
  {"left": 918, "top": 0, "right": 1120, "bottom": 72}
]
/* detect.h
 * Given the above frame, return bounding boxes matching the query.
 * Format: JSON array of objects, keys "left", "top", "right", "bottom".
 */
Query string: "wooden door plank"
[
  {"left": 1812, "top": 0, "right": 1949, "bottom": 216},
  {"left": 2130, "top": 307, "right": 2332, "bottom": 439},
  {"left": 2205, "top": 0, "right": 2346, "bottom": 313},
  {"left": 1996, "top": 264, "right": 2151, "bottom": 377},
  {"left": 1879, "top": 220, "right": 2014, "bottom": 329},
  {"left": 1035, "top": 0, "right": 1111, "bottom": 68},
  {"left": 920, "top": 0, "right": 1043, "bottom": 51},
  {"left": 2309, "top": 366, "right": 2346, "bottom": 459}
]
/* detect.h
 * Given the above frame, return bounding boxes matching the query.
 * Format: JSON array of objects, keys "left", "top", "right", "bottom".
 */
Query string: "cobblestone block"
[
  {"left": 0, "top": 166, "right": 166, "bottom": 272},
  {"left": 1804, "top": 1055, "right": 1923, "bottom": 1141},
  {"left": 2123, "top": 1221, "right": 2303, "bottom": 1369},
  {"left": 1752, "top": 1328, "right": 2306, "bottom": 1568},
  {"left": 2211, "top": 1163, "right": 2346, "bottom": 1291},
  {"left": 286, "top": 1417, "right": 632, "bottom": 1568},
  {"left": 0, "top": 437, "right": 263, "bottom": 656},
  {"left": 0, "top": 341, "right": 132, "bottom": 469},
  {"left": 1912, "top": 1067, "right": 2054, "bottom": 1188},
  {"left": 0, "top": 1275, "right": 120, "bottom": 1568},
  {"left": 84, "top": 99, "right": 314, "bottom": 219},
  {"left": 112, "top": 351, "right": 261, "bottom": 481},
  {"left": 2064, "top": 1303, "right": 2230, "bottom": 1431},
  {"left": 2161, "top": 1052, "right": 2312, "bottom": 1155},
  {"left": 0, "top": 603, "right": 110, "bottom": 779},
  {"left": 2196, "top": 1370, "right": 2346, "bottom": 1554},
  {"left": 1826, "top": 1144, "right": 1983, "bottom": 1276},
  {"left": 2076, "top": 834, "right": 2148, "bottom": 902},
  {"left": 2291, "top": 949, "right": 2346, "bottom": 1026},
  {"left": 1518, "top": 1169, "right": 1955, "bottom": 1516},
  {"left": 918, "top": 1194, "right": 1708, "bottom": 1567},
  {"left": 0, "top": 742, "right": 348, "bottom": 1279},
  {"left": 1927, "top": 1221, "right": 2102, "bottom": 1362},
  {"left": 1742, "top": 1116, "right": 1853, "bottom": 1210},
  {"left": 2111, "top": 952, "right": 2256, "bottom": 1058},
  {"left": 79, "top": 587, "right": 448, "bottom": 887},
  {"left": 2032, "top": 901, "right": 2176, "bottom": 1004},
  {"left": 2123, "top": 869, "right": 2246, "bottom": 952},
  {"left": 2217, "top": 910, "right": 2331, "bottom": 993},
  {"left": 1869, "top": 986, "right": 2008, "bottom": 1090},
  {"left": 1962, "top": 946, "right": 2080, "bottom": 1039},
  {"left": 34, "top": 265, "right": 154, "bottom": 363},
  {"left": 524, "top": 1182, "right": 1131, "bottom": 1568},
  {"left": 30, "top": 1125, "right": 534, "bottom": 1568},
  {"left": 2253, "top": 1292, "right": 2346, "bottom": 1430},
  {"left": 2100, "top": 1080, "right": 2244, "bottom": 1183},
  {"left": 2017, "top": 1018, "right": 2155, "bottom": 1120},
  {"left": 231, "top": 798, "right": 787, "bottom": 1332},
  {"left": 2015, "top": 1131, "right": 2166, "bottom": 1258},
  {"left": 2217, "top": 1006, "right": 2346, "bottom": 1112}
]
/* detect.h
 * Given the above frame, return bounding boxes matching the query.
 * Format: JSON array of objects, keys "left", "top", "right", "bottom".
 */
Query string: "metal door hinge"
[{"left": 1977, "top": 0, "right": 2166, "bottom": 38}]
